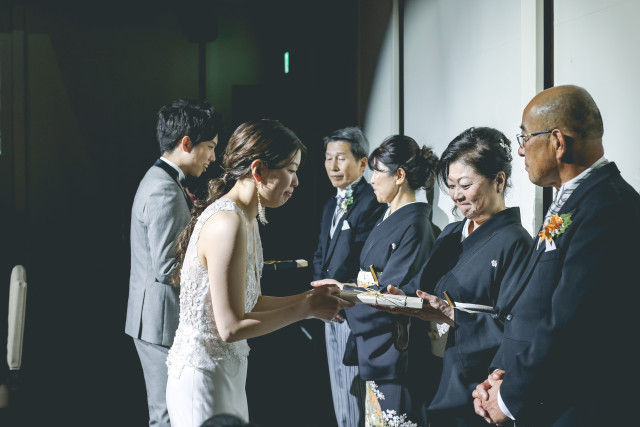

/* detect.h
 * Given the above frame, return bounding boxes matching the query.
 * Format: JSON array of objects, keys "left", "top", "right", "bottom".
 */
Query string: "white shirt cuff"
[{"left": 497, "top": 389, "right": 515, "bottom": 420}]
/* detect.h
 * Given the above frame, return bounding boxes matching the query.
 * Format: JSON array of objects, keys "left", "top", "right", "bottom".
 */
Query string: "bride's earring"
[{"left": 256, "top": 181, "right": 268, "bottom": 225}]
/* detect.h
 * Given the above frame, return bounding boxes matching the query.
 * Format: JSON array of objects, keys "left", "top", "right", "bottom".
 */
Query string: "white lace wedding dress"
[{"left": 166, "top": 199, "right": 261, "bottom": 426}]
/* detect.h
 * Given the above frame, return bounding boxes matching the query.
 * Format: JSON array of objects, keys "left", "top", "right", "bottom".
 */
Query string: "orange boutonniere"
[{"left": 539, "top": 213, "right": 573, "bottom": 243}]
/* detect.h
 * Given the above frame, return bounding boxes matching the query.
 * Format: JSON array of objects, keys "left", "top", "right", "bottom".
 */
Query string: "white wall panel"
[
  {"left": 358, "top": 0, "right": 400, "bottom": 155},
  {"left": 403, "top": 0, "right": 538, "bottom": 233},
  {"left": 554, "top": 0, "right": 640, "bottom": 192}
]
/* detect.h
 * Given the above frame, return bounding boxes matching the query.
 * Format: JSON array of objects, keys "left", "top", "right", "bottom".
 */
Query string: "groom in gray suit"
[{"left": 125, "top": 99, "right": 221, "bottom": 426}]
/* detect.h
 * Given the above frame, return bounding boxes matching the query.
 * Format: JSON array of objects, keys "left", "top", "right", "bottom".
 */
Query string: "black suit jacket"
[
  {"left": 491, "top": 163, "right": 640, "bottom": 426},
  {"left": 312, "top": 179, "right": 385, "bottom": 282},
  {"left": 410, "top": 208, "right": 531, "bottom": 415},
  {"left": 345, "top": 202, "right": 435, "bottom": 381}
]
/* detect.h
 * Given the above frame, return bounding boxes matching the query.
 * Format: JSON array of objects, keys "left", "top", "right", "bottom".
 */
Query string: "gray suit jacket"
[{"left": 125, "top": 161, "right": 191, "bottom": 347}]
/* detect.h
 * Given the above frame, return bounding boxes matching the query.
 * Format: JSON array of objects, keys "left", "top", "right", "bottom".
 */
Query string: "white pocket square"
[
  {"left": 341, "top": 221, "right": 351, "bottom": 230},
  {"left": 544, "top": 239, "right": 557, "bottom": 252}
]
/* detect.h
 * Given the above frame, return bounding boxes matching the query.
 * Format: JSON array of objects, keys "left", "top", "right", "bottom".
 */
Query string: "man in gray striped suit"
[
  {"left": 125, "top": 99, "right": 221, "bottom": 426},
  {"left": 313, "top": 127, "right": 386, "bottom": 426}
]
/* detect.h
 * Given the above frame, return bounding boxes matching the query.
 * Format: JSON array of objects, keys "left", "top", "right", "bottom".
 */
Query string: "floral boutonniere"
[
  {"left": 539, "top": 213, "right": 573, "bottom": 243},
  {"left": 340, "top": 185, "right": 354, "bottom": 212}
]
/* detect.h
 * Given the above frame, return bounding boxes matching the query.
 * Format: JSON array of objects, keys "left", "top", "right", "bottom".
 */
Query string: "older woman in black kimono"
[
  {"left": 386, "top": 127, "right": 532, "bottom": 426},
  {"left": 314, "top": 134, "right": 439, "bottom": 426}
]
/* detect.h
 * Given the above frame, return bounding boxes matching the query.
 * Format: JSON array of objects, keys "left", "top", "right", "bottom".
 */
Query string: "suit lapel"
[
  {"left": 323, "top": 179, "right": 370, "bottom": 266},
  {"left": 498, "top": 164, "right": 618, "bottom": 314},
  {"left": 321, "top": 197, "right": 337, "bottom": 266},
  {"left": 154, "top": 158, "right": 192, "bottom": 209},
  {"left": 550, "top": 162, "right": 615, "bottom": 217},
  {"left": 497, "top": 237, "right": 545, "bottom": 314},
  {"left": 324, "top": 199, "right": 358, "bottom": 265},
  {"left": 154, "top": 158, "right": 180, "bottom": 183}
]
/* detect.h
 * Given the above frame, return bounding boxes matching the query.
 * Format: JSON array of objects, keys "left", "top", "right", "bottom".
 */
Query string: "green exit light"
[{"left": 284, "top": 51, "right": 289, "bottom": 74}]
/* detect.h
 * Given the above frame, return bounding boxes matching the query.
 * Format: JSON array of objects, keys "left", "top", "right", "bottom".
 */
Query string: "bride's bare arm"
[
  {"left": 251, "top": 293, "right": 308, "bottom": 312},
  {"left": 199, "top": 211, "right": 351, "bottom": 343},
  {"left": 252, "top": 277, "right": 353, "bottom": 312}
]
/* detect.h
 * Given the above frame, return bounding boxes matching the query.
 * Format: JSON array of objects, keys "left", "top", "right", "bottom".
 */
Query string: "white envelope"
[
  {"left": 339, "top": 290, "right": 423, "bottom": 308},
  {"left": 341, "top": 220, "right": 351, "bottom": 230}
]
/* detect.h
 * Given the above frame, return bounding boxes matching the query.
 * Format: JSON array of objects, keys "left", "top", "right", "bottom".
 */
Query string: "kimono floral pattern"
[{"left": 365, "top": 382, "right": 417, "bottom": 427}]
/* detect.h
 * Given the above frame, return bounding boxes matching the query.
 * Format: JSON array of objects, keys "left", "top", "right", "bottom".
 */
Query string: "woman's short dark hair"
[
  {"left": 368, "top": 135, "right": 438, "bottom": 191},
  {"left": 436, "top": 126, "right": 513, "bottom": 193},
  {"left": 323, "top": 126, "right": 369, "bottom": 160}
]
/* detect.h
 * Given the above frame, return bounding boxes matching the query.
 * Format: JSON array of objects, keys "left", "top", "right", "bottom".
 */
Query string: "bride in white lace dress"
[{"left": 165, "top": 119, "right": 352, "bottom": 427}]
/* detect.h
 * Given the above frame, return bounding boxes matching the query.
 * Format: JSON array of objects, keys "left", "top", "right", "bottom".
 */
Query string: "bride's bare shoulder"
[{"left": 200, "top": 209, "right": 245, "bottom": 242}]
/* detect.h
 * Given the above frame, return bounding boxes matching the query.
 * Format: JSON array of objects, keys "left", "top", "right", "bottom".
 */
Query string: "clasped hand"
[{"left": 472, "top": 369, "right": 509, "bottom": 425}]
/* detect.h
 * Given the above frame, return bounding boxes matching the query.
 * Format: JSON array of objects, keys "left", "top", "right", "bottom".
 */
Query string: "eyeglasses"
[{"left": 515, "top": 130, "right": 552, "bottom": 149}]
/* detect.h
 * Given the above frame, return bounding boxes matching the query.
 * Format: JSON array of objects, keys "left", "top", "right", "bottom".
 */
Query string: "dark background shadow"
[{"left": 0, "top": 0, "right": 398, "bottom": 425}]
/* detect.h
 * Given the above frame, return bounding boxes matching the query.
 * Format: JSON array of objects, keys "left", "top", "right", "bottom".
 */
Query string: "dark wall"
[{"left": 0, "top": 1, "right": 359, "bottom": 426}]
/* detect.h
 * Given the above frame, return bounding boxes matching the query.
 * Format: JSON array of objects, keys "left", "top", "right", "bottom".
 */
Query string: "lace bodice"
[{"left": 167, "top": 199, "right": 262, "bottom": 377}]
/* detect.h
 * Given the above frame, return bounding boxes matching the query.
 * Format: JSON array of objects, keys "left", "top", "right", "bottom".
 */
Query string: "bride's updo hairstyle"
[
  {"left": 368, "top": 135, "right": 439, "bottom": 191},
  {"left": 172, "top": 119, "right": 306, "bottom": 285}
]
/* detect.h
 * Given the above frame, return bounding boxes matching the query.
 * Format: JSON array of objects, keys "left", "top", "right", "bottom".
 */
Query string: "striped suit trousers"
[{"left": 325, "top": 320, "right": 366, "bottom": 427}]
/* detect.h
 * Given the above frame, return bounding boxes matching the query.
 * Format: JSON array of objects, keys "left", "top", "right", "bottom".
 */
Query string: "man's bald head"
[
  {"left": 528, "top": 85, "right": 603, "bottom": 142},
  {"left": 519, "top": 85, "right": 605, "bottom": 187}
]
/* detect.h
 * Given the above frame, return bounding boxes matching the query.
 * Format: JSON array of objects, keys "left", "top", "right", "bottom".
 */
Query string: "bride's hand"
[
  {"left": 310, "top": 278, "right": 345, "bottom": 290},
  {"left": 386, "top": 285, "right": 405, "bottom": 296},
  {"left": 304, "top": 284, "right": 353, "bottom": 321}
]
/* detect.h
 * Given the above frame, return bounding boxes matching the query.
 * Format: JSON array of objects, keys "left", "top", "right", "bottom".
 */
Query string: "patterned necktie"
[
  {"left": 543, "top": 181, "right": 581, "bottom": 224},
  {"left": 330, "top": 196, "right": 344, "bottom": 238},
  {"left": 331, "top": 202, "right": 342, "bottom": 227}
]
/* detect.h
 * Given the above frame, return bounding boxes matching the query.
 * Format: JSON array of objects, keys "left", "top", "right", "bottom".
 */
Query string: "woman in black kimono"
[
  {"left": 386, "top": 127, "right": 532, "bottom": 426},
  {"left": 314, "top": 134, "right": 439, "bottom": 426}
]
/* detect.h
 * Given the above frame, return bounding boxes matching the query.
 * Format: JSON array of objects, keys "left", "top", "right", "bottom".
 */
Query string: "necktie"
[
  {"left": 543, "top": 183, "right": 579, "bottom": 224},
  {"left": 543, "top": 159, "right": 608, "bottom": 223},
  {"left": 330, "top": 197, "right": 344, "bottom": 238},
  {"left": 331, "top": 203, "right": 342, "bottom": 228}
]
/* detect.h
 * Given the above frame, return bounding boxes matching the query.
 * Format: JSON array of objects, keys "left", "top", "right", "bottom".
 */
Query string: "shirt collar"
[
  {"left": 558, "top": 156, "right": 607, "bottom": 193},
  {"left": 461, "top": 218, "right": 471, "bottom": 241},
  {"left": 160, "top": 157, "right": 186, "bottom": 184},
  {"left": 336, "top": 175, "right": 363, "bottom": 199}
]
